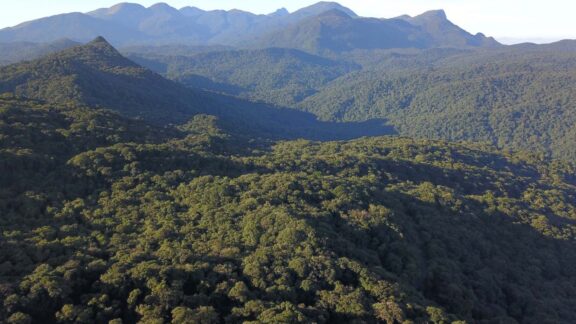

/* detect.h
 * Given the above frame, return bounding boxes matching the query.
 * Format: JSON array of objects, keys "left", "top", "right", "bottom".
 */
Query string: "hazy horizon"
[{"left": 0, "top": 0, "right": 574, "bottom": 45}]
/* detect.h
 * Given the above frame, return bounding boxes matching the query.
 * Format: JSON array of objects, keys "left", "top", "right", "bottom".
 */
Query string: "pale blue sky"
[{"left": 0, "top": 0, "right": 573, "bottom": 44}]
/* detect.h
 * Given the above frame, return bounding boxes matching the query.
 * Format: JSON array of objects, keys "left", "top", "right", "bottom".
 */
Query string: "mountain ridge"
[
  {"left": 0, "top": 36, "right": 397, "bottom": 140},
  {"left": 398, "top": 9, "right": 500, "bottom": 47},
  {"left": 0, "top": 36, "right": 206, "bottom": 123},
  {"left": 0, "top": 2, "right": 501, "bottom": 51}
]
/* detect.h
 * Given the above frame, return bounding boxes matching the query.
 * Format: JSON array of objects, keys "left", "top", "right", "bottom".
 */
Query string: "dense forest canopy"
[
  {"left": 128, "top": 43, "right": 576, "bottom": 161},
  {"left": 300, "top": 47, "right": 576, "bottom": 160},
  {"left": 1, "top": 94, "right": 576, "bottom": 323},
  {"left": 0, "top": 1, "right": 575, "bottom": 321},
  {"left": 2, "top": 2, "right": 574, "bottom": 162},
  {"left": 0, "top": 38, "right": 398, "bottom": 141}
]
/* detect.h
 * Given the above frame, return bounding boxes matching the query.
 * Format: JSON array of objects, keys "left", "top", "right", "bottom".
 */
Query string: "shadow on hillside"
[
  {"left": 290, "top": 189, "right": 576, "bottom": 323},
  {"left": 372, "top": 158, "right": 540, "bottom": 198},
  {"left": 178, "top": 74, "right": 246, "bottom": 96},
  {"left": 206, "top": 91, "right": 398, "bottom": 141},
  {"left": 449, "top": 148, "right": 540, "bottom": 179}
]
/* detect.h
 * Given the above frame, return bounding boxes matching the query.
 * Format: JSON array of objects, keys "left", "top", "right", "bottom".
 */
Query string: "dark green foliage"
[
  {"left": 129, "top": 48, "right": 359, "bottom": 106},
  {"left": 0, "top": 95, "right": 180, "bottom": 219},
  {"left": 0, "top": 37, "right": 396, "bottom": 142},
  {"left": 0, "top": 37, "right": 208, "bottom": 124},
  {"left": 300, "top": 46, "right": 576, "bottom": 160},
  {"left": 0, "top": 19, "right": 575, "bottom": 324},
  {"left": 1, "top": 92, "right": 576, "bottom": 323}
]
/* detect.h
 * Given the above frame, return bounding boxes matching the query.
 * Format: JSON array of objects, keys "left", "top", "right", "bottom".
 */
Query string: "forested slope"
[
  {"left": 0, "top": 13, "right": 575, "bottom": 323},
  {"left": 131, "top": 43, "right": 576, "bottom": 160},
  {"left": 1, "top": 93, "right": 576, "bottom": 323},
  {"left": 0, "top": 37, "right": 208, "bottom": 124},
  {"left": 0, "top": 37, "right": 395, "bottom": 141},
  {"left": 301, "top": 47, "right": 576, "bottom": 160},
  {"left": 0, "top": 39, "right": 79, "bottom": 66},
  {"left": 128, "top": 48, "right": 359, "bottom": 106}
]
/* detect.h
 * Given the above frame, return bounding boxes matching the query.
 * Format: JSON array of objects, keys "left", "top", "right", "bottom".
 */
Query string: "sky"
[{"left": 0, "top": 0, "right": 573, "bottom": 44}]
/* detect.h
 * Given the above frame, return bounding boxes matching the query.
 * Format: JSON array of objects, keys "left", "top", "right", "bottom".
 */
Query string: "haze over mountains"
[{"left": 0, "top": 2, "right": 499, "bottom": 51}]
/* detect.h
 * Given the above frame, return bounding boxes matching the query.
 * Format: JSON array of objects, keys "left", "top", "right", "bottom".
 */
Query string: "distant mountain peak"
[
  {"left": 315, "top": 1, "right": 352, "bottom": 8},
  {"left": 149, "top": 2, "right": 178, "bottom": 12},
  {"left": 88, "top": 2, "right": 147, "bottom": 19},
  {"left": 397, "top": 9, "right": 449, "bottom": 24},
  {"left": 294, "top": 1, "right": 357, "bottom": 18},
  {"left": 179, "top": 6, "right": 205, "bottom": 17},
  {"left": 419, "top": 9, "right": 447, "bottom": 20},
  {"left": 269, "top": 8, "right": 289, "bottom": 17},
  {"left": 109, "top": 2, "right": 146, "bottom": 14},
  {"left": 150, "top": 2, "right": 171, "bottom": 8},
  {"left": 89, "top": 36, "right": 110, "bottom": 45},
  {"left": 317, "top": 8, "right": 353, "bottom": 19},
  {"left": 398, "top": 9, "right": 500, "bottom": 47}
]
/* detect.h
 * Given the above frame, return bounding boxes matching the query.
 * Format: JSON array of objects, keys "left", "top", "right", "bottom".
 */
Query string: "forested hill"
[
  {"left": 0, "top": 37, "right": 396, "bottom": 140},
  {"left": 1, "top": 92, "right": 576, "bottom": 323},
  {"left": 0, "top": 36, "right": 207, "bottom": 124},
  {"left": 131, "top": 43, "right": 576, "bottom": 161},
  {"left": 127, "top": 47, "right": 360, "bottom": 107},
  {"left": 300, "top": 46, "right": 576, "bottom": 160}
]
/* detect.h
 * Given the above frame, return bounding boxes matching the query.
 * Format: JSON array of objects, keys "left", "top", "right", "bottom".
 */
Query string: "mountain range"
[{"left": 0, "top": 2, "right": 499, "bottom": 52}]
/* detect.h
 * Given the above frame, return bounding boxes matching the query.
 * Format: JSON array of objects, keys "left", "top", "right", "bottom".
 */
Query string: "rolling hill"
[
  {"left": 128, "top": 47, "right": 360, "bottom": 106},
  {"left": 125, "top": 41, "right": 575, "bottom": 160},
  {"left": 299, "top": 46, "right": 576, "bottom": 159},
  {"left": 0, "top": 36, "right": 395, "bottom": 140},
  {"left": 0, "top": 36, "right": 206, "bottom": 123}
]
